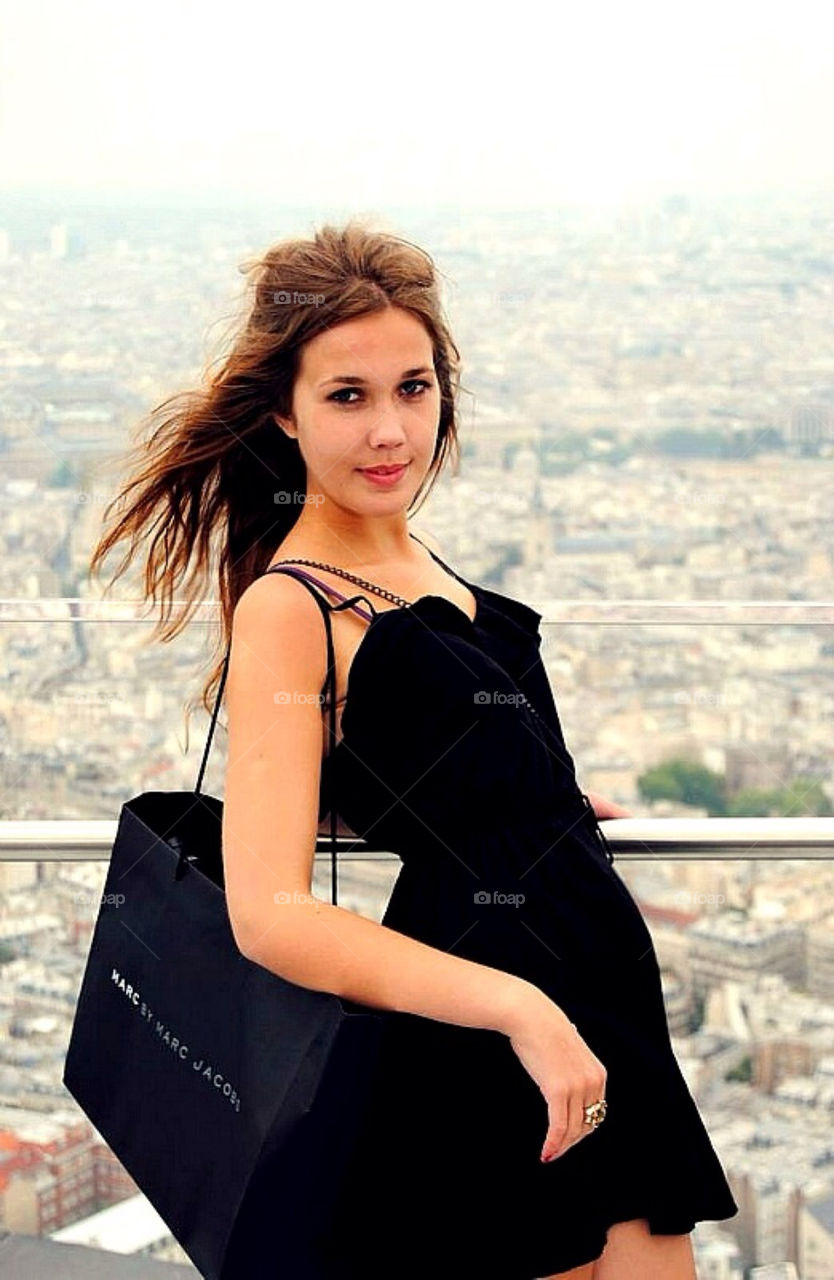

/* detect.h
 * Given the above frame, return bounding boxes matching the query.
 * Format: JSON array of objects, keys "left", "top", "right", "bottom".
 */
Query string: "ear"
[{"left": 272, "top": 412, "right": 297, "bottom": 440}]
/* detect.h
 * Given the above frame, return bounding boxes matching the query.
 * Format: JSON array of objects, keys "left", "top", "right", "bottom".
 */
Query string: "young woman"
[{"left": 92, "top": 221, "right": 737, "bottom": 1279}]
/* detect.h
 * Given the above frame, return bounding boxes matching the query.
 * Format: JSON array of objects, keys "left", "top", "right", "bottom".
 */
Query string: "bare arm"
[{"left": 221, "top": 572, "right": 546, "bottom": 1039}]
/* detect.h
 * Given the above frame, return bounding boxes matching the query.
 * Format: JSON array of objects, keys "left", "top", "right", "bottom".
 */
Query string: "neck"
[{"left": 277, "top": 519, "right": 421, "bottom": 569}]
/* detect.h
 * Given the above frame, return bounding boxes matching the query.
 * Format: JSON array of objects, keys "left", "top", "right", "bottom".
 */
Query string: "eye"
[{"left": 327, "top": 379, "right": 434, "bottom": 405}]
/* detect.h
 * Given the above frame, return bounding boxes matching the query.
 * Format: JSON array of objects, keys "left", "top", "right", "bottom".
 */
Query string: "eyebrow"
[{"left": 319, "top": 366, "right": 434, "bottom": 388}]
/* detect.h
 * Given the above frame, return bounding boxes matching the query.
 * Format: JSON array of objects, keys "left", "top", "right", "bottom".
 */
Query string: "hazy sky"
[{"left": 2, "top": 0, "right": 833, "bottom": 210}]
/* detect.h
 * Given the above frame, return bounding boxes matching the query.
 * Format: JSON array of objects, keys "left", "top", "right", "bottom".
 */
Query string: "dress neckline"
[
  {"left": 264, "top": 538, "right": 545, "bottom": 765},
  {"left": 331, "top": 587, "right": 481, "bottom": 755},
  {"left": 324, "top": 580, "right": 544, "bottom": 765}
]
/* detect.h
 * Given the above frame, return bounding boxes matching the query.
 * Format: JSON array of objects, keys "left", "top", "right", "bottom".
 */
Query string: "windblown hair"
[{"left": 89, "top": 219, "right": 463, "bottom": 714}]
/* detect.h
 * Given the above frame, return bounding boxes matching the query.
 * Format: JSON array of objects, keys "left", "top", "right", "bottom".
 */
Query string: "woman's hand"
[
  {"left": 506, "top": 987, "right": 607, "bottom": 1163},
  {"left": 584, "top": 788, "right": 632, "bottom": 819}
]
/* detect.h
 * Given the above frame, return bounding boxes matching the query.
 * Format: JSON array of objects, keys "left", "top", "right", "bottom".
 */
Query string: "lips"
[{"left": 359, "top": 464, "right": 408, "bottom": 475}]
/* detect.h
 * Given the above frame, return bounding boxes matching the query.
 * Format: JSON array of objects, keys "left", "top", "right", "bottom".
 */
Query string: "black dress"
[{"left": 268, "top": 541, "right": 738, "bottom": 1279}]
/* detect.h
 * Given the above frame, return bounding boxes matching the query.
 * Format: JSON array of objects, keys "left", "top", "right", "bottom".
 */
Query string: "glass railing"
[{"left": 0, "top": 600, "right": 832, "bottom": 1278}]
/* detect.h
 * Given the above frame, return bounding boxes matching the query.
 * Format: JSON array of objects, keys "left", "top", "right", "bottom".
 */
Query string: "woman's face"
[{"left": 274, "top": 305, "right": 440, "bottom": 514}]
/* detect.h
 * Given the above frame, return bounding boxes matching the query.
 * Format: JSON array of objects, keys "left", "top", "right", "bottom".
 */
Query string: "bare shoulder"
[
  {"left": 222, "top": 571, "right": 333, "bottom": 941},
  {"left": 229, "top": 571, "right": 329, "bottom": 695}
]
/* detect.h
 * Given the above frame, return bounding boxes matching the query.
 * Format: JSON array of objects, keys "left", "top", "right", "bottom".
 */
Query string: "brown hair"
[{"left": 89, "top": 219, "right": 464, "bottom": 714}]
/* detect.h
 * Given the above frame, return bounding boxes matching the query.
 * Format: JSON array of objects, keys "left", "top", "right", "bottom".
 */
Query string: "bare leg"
[{"left": 594, "top": 1218, "right": 697, "bottom": 1279}]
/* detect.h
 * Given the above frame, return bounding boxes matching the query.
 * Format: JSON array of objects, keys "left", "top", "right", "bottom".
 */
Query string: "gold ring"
[{"left": 583, "top": 1098, "right": 607, "bottom": 1128}]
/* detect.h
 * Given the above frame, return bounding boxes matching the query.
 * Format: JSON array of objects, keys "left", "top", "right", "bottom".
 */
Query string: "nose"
[{"left": 366, "top": 404, "right": 410, "bottom": 447}]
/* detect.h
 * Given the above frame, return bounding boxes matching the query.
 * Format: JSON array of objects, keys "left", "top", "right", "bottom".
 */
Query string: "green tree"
[
  {"left": 653, "top": 428, "right": 728, "bottom": 458},
  {"left": 638, "top": 758, "right": 727, "bottom": 814},
  {"left": 726, "top": 779, "right": 832, "bottom": 817},
  {"left": 725, "top": 1055, "right": 753, "bottom": 1083},
  {"left": 640, "top": 757, "right": 832, "bottom": 817}
]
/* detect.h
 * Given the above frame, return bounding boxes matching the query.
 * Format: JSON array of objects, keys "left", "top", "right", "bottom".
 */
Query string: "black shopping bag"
[{"left": 63, "top": 580, "right": 386, "bottom": 1279}]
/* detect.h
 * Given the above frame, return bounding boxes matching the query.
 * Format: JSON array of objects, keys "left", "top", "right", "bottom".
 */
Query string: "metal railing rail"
[
  {"left": 2, "top": 598, "right": 834, "bottom": 625},
  {"left": 1, "top": 818, "right": 833, "bottom": 861}
]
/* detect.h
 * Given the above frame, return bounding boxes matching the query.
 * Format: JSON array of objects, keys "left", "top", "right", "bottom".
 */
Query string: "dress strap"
[
  {"left": 264, "top": 564, "right": 377, "bottom": 623},
  {"left": 408, "top": 532, "right": 469, "bottom": 585},
  {"left": 268, "top": 559, "right": 412, "bottom": 612}
]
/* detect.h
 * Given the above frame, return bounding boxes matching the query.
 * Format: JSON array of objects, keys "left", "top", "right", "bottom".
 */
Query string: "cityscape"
[{"left": 0, "top": 189, "right": 833, "bottom": 1277}]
